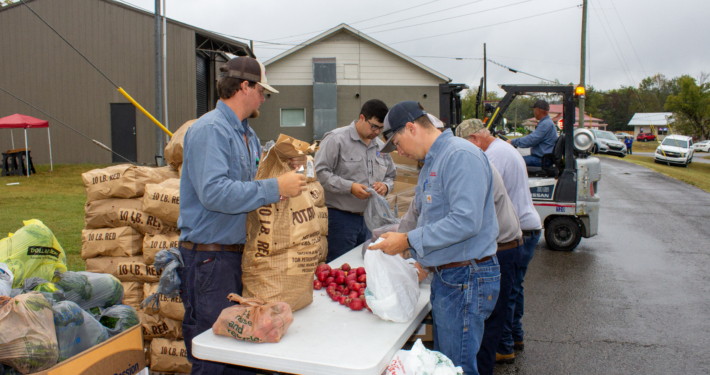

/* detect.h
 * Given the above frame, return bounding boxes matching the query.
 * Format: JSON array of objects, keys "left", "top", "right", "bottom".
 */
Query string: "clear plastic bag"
[
  {"left": 140, "top": 248, "right": 183, "bottom": 313},
  {"left": 364, "top": 188, "right": 400, "bottom": 232},
  {"left": 52, "top": 301, "right": 110, "bottom": 362},
  {"left": 364, "top": 245, "right": 420, "bottom": 323},
  {"left": 0, "top": 264, "right": 12, "bottom": 297},
  {"left": 0, "top": 292, "right": 59, "bottom": 374},
  {"left": 53, "top": 271, "right": 123, "bottom": 310},
  {"left": 90, "top": 304, "right": 140, "bottom": 337},
  {"left": 386, "top": 339, "right": 463, "bottom": 375},
  {"left": 22, "top": 277, "right": 65, "bottom": 303}
]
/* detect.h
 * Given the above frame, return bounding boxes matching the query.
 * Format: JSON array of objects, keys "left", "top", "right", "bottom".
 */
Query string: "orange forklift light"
[{"left": 575, "top": 86, "right": 586, "bottom": 97}]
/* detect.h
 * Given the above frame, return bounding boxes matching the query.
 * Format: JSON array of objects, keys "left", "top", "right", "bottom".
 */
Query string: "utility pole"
[
  {"left": 483, "top": 43, "right": 487, "bottom": 101},
  {"left": 578, "top": 0, "right": 588, "bottom": 128},
  {"left": 154, "top": 0, "right": 164, "bottom": 165}
]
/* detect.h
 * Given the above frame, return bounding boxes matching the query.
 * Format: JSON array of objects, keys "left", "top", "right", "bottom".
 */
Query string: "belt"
[
  {"left": 435, "top": 255, "right": 494, "bottom": 271},
  {"left": 179, "top": 241, "right": 244, "bottom": 252},
  {"left": 497, "top": 238, "right": 522, "bottom": 252},
  {"left": 522, "top": 229, "right": 542, "bottom": 237},
  {"left": 333, "top": 208, "right": 364, "bottom": 216}
]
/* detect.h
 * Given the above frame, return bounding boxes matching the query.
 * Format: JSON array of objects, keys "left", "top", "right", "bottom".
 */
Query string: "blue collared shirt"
[
  {"left": 407, "top": 129, "right": 499, "bottom": 267},
  {"left": 511, "top": 115, "right": 558, "bottom": 158},
  {"left": 178, "top": 101, "right": 280, "bottom": 245}
]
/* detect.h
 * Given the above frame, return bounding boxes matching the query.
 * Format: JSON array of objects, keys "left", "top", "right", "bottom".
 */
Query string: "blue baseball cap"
[{"left": 381, "top": 101, "right": 427, "bottom": 153}]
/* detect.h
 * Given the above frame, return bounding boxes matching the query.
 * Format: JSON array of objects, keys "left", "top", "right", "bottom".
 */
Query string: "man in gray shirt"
[{"left": 315, "top": 99, "right": 396, "bottom": 262}]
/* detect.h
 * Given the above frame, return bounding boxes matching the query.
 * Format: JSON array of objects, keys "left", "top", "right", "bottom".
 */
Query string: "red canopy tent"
[{"left": 0, "top": 114, "right": 53, "bottom": 176}]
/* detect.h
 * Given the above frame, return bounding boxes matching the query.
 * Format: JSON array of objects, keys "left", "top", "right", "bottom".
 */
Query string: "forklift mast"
[
  {"left": 439, "top": 83, "right": 469, "bottom": 128},
  {"left": 485, "top": 85, "right": 578, "bottom": 202}
]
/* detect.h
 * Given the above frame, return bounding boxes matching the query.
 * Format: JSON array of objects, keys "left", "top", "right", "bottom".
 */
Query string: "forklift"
[{"left": 477, "top": 85, "right": 600, "bottom": 251}]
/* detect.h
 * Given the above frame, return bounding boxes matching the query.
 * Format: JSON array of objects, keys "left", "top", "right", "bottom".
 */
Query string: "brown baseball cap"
[{"left": 220, "top": 57, "right": 279, "bottom": 94}]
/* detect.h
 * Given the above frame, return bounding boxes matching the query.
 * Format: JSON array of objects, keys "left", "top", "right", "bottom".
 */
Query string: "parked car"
[
  {"left": 592, "top": 130, "right": 627, "bottom": 157},
  {"left": 615, "top": 132, "right": 633, "bottom": 140},
  {"left": 655, "top": 135, "right": 694, "bottom": 167},
  {"left": 692, "top": 140, "right": 710, "bottom": 152},
  {"left": 636, "top": 132, "right": 657, "bottom": 142},
  {"left": 506, "top": 132, "right": 523, "bottom": 136}
]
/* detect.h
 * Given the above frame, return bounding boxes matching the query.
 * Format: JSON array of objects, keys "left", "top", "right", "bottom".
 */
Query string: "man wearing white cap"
[{"left": 178, "top": 56, "right": 307, "bottom": 375}]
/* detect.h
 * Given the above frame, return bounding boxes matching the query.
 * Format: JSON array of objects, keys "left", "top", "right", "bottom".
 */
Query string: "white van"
[{"left": 655, "top": 135, "right": 694, "bottom": 166}]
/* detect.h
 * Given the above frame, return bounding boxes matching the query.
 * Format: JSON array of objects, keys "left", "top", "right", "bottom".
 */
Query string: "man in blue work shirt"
[
  {"left": 624, "top": 135, "right": 633, "bottom": 154},
  {"left": 178, "top": 56, "right": 307, "bottom": 375},
  {"left": 369, "top": 101, "right": 501, "bottom": 375},
  {"left": 507, "top": 100, "right": 558, "bottom": 166}
]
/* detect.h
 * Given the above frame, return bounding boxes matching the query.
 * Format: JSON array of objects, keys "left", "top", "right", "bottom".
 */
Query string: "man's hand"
[
  {"left": 367, "top": 232, "right": 409, "bottom": 256},
  {"left": 288, "top": 155, "right": 307, "bottom": 170},
  {"left": 373, "top": 182, "right": 388, "bottom": 196},
  {"left": 414, "top": 262, "right": 429, "bottom": 282},
  {"left": 277, "top": 171, "right": 307, "bottom": 198},
  {"left": 351, "top": 183, "right": 372, "bottom": 199},
  {"left": 506, "top": 139, "right": 513, "bottom": 145}
]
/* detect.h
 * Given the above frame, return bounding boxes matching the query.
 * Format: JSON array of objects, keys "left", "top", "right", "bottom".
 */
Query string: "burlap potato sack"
[
  {"left": 143, "top": 232, "right": 180, "bottom": 265},
  {"left": 139, "top": 312, "right": 182, "bottom": 341},
  {"left": 142, "top": 283, "right": 184, "bottom": 321},
  {"left": 243, "top": 135, "right": 325, "bottom": 311},
  {"left": 85, "top": 256, "right": 162, "bottom": 283},
  {"left": 81, "top": 227, "right": 143, "bottom": 259},
  {"left": 141, "top": 178, "right": 180, "bottom": 225},
  {"left": 150, "top": 339, "right": 191, "bottom": 374},
  {"left": 121, "top": 281, "right": 144, "bottom": 310},
  {"left": 164, "top": 119, "right": 197, "bottom": 170},
  {"left": 85, "top": 198, "right": 177, "bottom": 235},
  {"left": 153, "top": 165, "right": 179, "bottom": 181},
  {"left": 82, "top": 164, "right": 169, "bottom": 202}
]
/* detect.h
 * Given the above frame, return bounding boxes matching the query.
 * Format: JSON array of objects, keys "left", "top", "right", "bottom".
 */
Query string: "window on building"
[
  {"left": 344, "top": 64, "right": 359, "bottom": 79},
  {"left": 281, "top": 108, "right": 306, "bottom": 127},
  {"left": 658, "top": 127, "right": 668, "bottom": 135}
]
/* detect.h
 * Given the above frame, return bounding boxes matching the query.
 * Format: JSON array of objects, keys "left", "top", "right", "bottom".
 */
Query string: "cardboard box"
[
  {"left": 30, "top": 325, "right": 146, "bottom": 375},
  {"left": 408, "top": 313, "right": 433, "bottom": 342},
  {"left": 390, "top": 152, "right": 419, "bottom": 167},
  {"left": 394, "top": 165, "right": 420, "bottom": 184},
  {"left": 391, "top": 181, "right": 416, "bottom": 195}
]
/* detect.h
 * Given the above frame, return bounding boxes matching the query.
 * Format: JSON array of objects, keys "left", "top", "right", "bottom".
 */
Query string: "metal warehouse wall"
[
  {"left": 249, "top": 85, "right": 440, "bottom": 144},
  {"left": 0, "top": 0, "right": 196, "bottom": 165}
]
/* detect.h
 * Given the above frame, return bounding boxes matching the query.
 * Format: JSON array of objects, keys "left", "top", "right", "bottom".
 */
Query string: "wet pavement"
[{"left": 493, "top": 157, "right": 710, "bottom": 374}]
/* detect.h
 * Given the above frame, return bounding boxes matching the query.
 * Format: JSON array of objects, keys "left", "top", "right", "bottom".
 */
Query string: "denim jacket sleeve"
[
  {"left": 185, "top": 124, "right": 279, "bottom": 214},
  {"left": 407, "top": 149, "right": 492, "bottom": 257},
  {"left": 512, "top": 120, "right": 550, "bottom": 149}
]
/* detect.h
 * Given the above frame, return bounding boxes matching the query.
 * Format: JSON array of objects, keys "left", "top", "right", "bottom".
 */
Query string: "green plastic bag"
[{"left": 0, "top": 220, "right": 67, "bottom": 288}]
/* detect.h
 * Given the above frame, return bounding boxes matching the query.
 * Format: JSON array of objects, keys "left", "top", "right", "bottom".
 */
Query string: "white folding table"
[{"left": 192, "top": 246, "right": 432, "bottom": 375}]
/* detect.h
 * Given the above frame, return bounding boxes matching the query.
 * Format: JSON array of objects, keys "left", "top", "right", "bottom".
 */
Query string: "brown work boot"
[
  {"left": 496, "top": 352, "right": 515, "bottom": 364},
  {"left": 514, "top": 341, "right": 525, "bottom": 351}
]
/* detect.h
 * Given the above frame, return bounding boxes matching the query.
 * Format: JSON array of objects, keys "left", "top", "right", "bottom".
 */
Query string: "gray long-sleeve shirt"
[{"left": 315, "top": 121, "right": 396, "bottom": 213}]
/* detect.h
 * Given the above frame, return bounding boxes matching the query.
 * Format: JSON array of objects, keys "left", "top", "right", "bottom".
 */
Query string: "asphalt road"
[{"left": 493, "top": 157, "right": 710, "bottom": 374}]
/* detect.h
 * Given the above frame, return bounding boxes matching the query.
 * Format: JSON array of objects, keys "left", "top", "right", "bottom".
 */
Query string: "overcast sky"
[{"left": 123, "top": 0, "right": 709, "bottom": 95}]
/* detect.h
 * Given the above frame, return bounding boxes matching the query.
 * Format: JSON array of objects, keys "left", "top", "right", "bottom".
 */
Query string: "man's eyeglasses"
[{"left": 367, "top": 120, "right": 384, "bottom": 133}]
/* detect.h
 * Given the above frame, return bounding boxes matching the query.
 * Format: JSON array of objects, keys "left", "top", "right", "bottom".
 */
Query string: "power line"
[
  {"left": 359, "top": 0, "right": 485, "bottom": 31},
  {"left": 0, "top": 86, "right": 135, "bottom": 164},
  {"left": 266, "top": 0, "right": 443, "bottom": 42},
  {"left": 410, "top": 56, "right": 557, "bottom": 83},
  {"left": 387, "top": 5, "right": 581, "bottom": 45},
  {"left": 367, "top": 1, "right": 531, "bottom": 35}
]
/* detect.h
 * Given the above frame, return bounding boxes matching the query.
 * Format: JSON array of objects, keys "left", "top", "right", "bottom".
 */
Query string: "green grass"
[
  {"left": 627, "top": 140, "right": 660, "bottom": 153},
  {"left": 0, "top": 164, "right": 107, "bottom": 271},
  {"left": 599, "top": 154, "right": 710, "bottom": 193},
  {"left": 703, "top": 155, "right": 710, "bottom": 160}
]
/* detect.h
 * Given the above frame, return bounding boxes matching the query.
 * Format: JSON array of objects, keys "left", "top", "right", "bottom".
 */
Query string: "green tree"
[
  {"left": 664, "top": 74, "right": 710, "bottom": 139},
  {"left": 1, "top": 0, "right": 18, "bottom": 6}
]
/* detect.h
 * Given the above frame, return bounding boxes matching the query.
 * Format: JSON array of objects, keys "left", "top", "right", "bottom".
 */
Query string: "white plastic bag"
[
  {"left": 386, "top": 339, "right": 463, "bottom": 375},
  {"left": 364, "top": 241, "right": 419, "bottom": 323},
  {"left": 0, "top": 263, "right": 12, "bottom": 297}
]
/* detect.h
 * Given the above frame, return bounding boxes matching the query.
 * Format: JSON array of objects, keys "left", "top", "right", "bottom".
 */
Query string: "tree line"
[{"left": 461, "top": 73, "right": 709, "bottom": 140}]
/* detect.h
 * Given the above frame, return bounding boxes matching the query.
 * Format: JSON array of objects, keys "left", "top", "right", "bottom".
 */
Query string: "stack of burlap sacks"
[{"left": 80, "top": 120, "right": 195, "bottom": 374}]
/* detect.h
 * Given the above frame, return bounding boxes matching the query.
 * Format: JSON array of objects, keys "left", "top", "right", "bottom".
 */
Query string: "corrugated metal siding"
[
  {"left": 0, "top": 0, "right": 196, "bottom": 165},
  {"left": 265, "top": 30, "right": 445, "bottom": 87}
]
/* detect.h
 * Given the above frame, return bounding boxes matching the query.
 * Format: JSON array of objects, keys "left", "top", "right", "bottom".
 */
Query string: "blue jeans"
[
  {"left": 476, "top": 245, "right": 521, "bottom": 375},
  {"left": 326, "top": 208, "right": 371, "bottom": 263},
  {"left": 523, "top": 154, "right": 542, "bottom": 167},
  {"left": 498, "top": 232, "right": 541, "bottom": 355},
  {"left": 431, "top": 257, "right": 501, "bottom": 375},
  {"left": 179, "top": 245, "right": 258, "bottom": 375}
]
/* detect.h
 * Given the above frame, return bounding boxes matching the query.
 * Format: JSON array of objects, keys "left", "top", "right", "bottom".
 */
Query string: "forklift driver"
[{"left": 506, "top": 100, "right": 558, "bottom": 167}]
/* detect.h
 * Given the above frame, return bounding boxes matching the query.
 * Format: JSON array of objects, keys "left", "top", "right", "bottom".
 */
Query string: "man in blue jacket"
[
  {"left": 507, "top": 100, "right": 558, "bottom": 166},
  {"left": 369, "top": 101, "right": 500, "bottom": 375},
  {"left": 624, "top": 135, "right": 633, "bottom": 154},
  {"left": 178, "top": 56, "right": 307, "bottom": 375}
]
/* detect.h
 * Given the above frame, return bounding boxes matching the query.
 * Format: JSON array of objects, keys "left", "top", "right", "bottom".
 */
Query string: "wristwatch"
[{"left": 406, "top": 233, "right": 412, "bottom": 248}]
